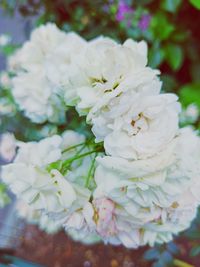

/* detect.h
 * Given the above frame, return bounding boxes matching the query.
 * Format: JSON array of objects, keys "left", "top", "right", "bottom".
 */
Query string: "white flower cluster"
[
  {"left": 8, "top": 24, "right": 86, "bottom": 123},
  {"left": 16, "top": 200, "right": 62, "bottom": 234},
  {"left": 0, "top": 34, "right": 11, "bottom": 47},
  {"left": 2, "top": 23, "right": 200, "bottom": 248},
  {"left": 0, "top": 132, "right": 16, "bottom": 162}
]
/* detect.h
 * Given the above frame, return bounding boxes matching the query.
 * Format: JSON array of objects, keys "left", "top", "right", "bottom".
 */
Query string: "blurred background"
[{"left": 0, "top": 1, "right": 200, "bottom": 266}]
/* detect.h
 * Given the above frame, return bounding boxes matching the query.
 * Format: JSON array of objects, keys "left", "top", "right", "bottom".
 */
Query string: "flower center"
[{"left": 128, "top": 113, "right": 149, "bottom": 136}]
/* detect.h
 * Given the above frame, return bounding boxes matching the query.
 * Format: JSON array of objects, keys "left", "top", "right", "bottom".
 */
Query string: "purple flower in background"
[
  {"left": 138, "top": 14, "right": 151, "bottom": 31},
  {"left": 116, "top": 0, "right": 134, "bottom": 22}
]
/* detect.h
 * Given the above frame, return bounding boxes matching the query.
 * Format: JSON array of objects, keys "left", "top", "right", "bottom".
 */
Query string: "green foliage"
[
  {"left": 190, "top": 245, "right": 200, "bottom": 257},
  {"left": 144, "top": 243, "right": 180, "bottom": 267},
  {"left": 165, "top": 44, "right": 183, "bottom": 71},
  {"left": 149, "top": 41, "right": 165, "bottom": 68},
  {"left": 161, "top": 0, "right": 182, "bottom": 13},
  {"left": 150, "top": 12, "right": 175, "bottom": 41},
  {"left": 0, "top": 183, "right": 10, "bottom": 207},
  {"left": 189, "top": 0, "right": 200, "bottom": 9},
  {"left": 180, "top": 83, "right": 200, "bottom": 108}
]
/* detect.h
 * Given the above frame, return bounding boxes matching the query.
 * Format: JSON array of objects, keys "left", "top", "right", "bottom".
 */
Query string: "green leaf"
[
  {"left": 190, "top": 246, "right": 200, "bottom": 257},
  {"left": 149, "top": 49, "right": 165, "bottom": 68},
  {"left": 165, "top": 44, "right": 183, "bottom": 71},
  {"left": 185, "top": 230, "right": 200, "bottom": 239},
  {"left": 161, "top": 0, "right": 182, "bottom": 13},
  {"left": 0, "top": 183, "right": 10, "bottom": 207},
  {"left": 1, "top": 44, "right": 17, "bottom": 56},
  {"left": 160, "top": 251, "right": 173, "bottom": 264},
  {"left": 35, "top": 15, "right": 46, "bottom": 26},
  {"left": 46, "top": 160, "right": 63, "bottom": 172},
  {"left": 161, "top": 74, "right": 178, "bottom": 92},
  {"left": 144, "top": 248, "right": 160, "bottom": 260},
  {"left": 171, "top": 31, "right": 188, "bottom": 42},
  {"left": 0, "top": 183, "right": 7, "bottom": 193},
  {"left": 149, "top": 42, "right": 165, "bottom": 68},
  {"left": 180, "top": 83, "right": 200, "bottom": 108},
  {"left": 189, "top": 0, "right": 200, "bottom": 9},
  {"left": 150, "top": 13, "right": 175, "bottom": 40},
  {"left": 167, "top": 242, "right": 179, "bottom": 255}
]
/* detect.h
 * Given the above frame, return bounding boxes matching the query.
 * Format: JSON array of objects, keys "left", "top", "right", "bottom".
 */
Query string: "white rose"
[
  {"left": 63, "top": 202, "right": 95, "bottom": 230},
  {"left": 39, "top": 213, "right": 61, "bottom": 234},
  {"left": 93, "top": 93, "right": 180, "bottom": 160},
  {"left": 1, "top": 161, "right": 78, "bottom": 212},
  {"left": 143, "top": 190, "right": 198, "bottom": 246},
  {"left": 16, "top": 200, "right": 61, "bottom": 234},
  {"left": 2, "top": 163, "right": 57, "bottom": 211},
  {"left": 9, "top": 23, "right": 71, "bottom": 123},
  {"left": 94, "top": 128, "right": 200, "bottom": 211},
  {"left": 15, "top": 135, "right": 62, "bottom": 166},
  {"left": 9, "top": 23, "right": 68, "bottom": 72},
  {"left": 94, "top": 140, "right": 176, "bottom": 208},
  {"left": 45, "top": 32, "right": 87, "bottom": 99},
  {"left": 63, "top": 202, "right": 101, "bottom": 244},
  {"left": 63, "top": 37, "right": 153, "bottom": 115},
  {"left": 1, "top": 131, "right": 92, "bottom": 214},
  {"left": 16, "top": 200, "right": 40, "bottom": 222},
  {"left": 12, "top": 70, "right": 66, "bottom": 123},
  {"left": 91, "top": 197, "right": 144, "bottom": 248}
]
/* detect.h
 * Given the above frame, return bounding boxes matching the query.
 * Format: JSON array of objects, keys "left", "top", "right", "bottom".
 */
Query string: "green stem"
[
  {"left": 62, "top": 142, "right": 86, "bottom": 153},
  {"left": 173, "top": 259, "right": 194, "bottom": 267},
  {"left": 67, "top": 150, "right": 99, "bottom": 164},
  {"left": 62, "top": 139, "right": 99, "bottom": 154},
  {"left": 61, "top": 149, "right": 101, "bottom": 174},
  {"left": 85, "top": 153, "right": 97, "bottom": 188},
  {"left": 76, "top": 143, "right": 87, "bottom": 155}
]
